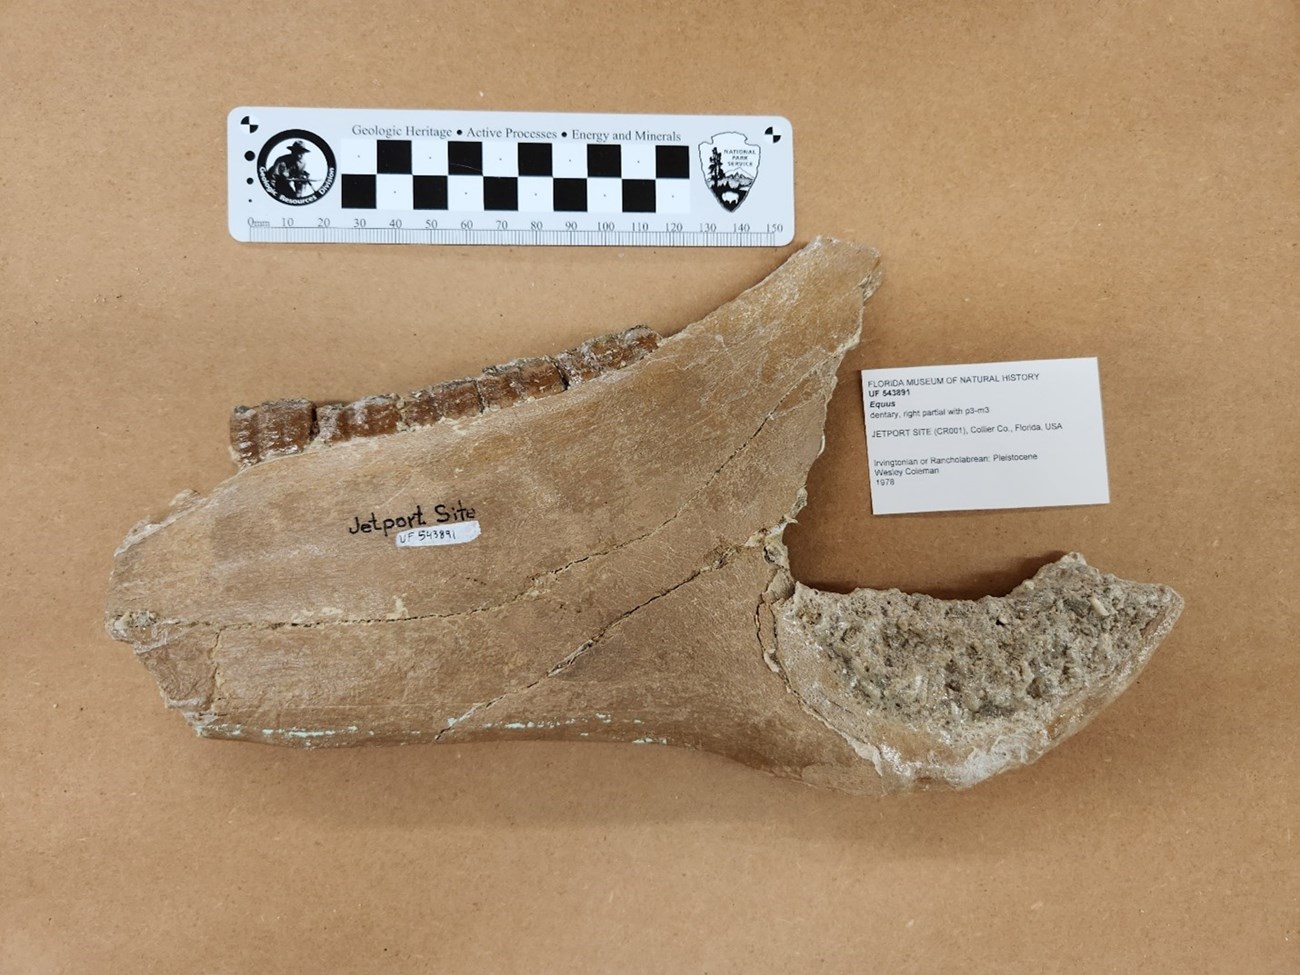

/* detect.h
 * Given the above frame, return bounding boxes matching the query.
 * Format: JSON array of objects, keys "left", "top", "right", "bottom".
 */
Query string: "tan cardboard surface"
[{"left": 2, "top": 1, "right": 1296, "bottom": 971}]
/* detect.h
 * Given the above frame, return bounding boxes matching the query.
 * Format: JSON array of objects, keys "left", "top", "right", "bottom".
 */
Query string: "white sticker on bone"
[{"left": 395, "top": 521, "right": 481, "bottom": 547}]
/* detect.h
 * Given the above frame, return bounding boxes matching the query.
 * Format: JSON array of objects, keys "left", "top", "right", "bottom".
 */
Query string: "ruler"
[{"left": 228, "top": 107, "right": 794, "bottom": 247}]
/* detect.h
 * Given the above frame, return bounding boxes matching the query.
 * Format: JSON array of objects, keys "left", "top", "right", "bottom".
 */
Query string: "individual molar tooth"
[
  {"left": 229, "top": 398, "right": 314, "bottom": 466},
  {"left": 476, "top": 356, "right": 566, "bottom": 411},
  {"left": 402, "top": 378, "right": 483, "bottom": 428},
  {"left": 315, "top": 395, "right": 402, "bottom": 445}
]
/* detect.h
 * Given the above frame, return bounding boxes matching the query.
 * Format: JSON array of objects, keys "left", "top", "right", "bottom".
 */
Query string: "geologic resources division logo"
[
  {"left": 256, "top": 129, "right": 336, "bottom": 205},
  {"left": 698, "top": 131, "right": 760, "bottom": 212}
]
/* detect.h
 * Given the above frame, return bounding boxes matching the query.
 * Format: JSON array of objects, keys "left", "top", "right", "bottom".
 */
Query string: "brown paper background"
[{"left": 3, "top": 1, "right": 1297, "bottom": 971}]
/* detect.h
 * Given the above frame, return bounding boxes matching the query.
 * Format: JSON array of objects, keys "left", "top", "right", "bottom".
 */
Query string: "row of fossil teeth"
[{"left": 228, "top": 326, "right": 662, "bottom": 467}]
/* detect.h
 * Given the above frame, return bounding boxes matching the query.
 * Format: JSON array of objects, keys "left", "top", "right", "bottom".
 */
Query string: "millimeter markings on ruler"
[{"left": 229, "top": 107, "right": 794, "bottom": 247}]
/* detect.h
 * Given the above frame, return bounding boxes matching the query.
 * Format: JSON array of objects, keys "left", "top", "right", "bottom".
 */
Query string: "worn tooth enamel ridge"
[{"left": 105, "top": 238, "right": 1183, "bottom": 794}]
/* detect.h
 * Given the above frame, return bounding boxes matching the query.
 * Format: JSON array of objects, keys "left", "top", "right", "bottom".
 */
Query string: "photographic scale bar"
[{"left": 230, "top": 106, "right": 795, "bottom": 247}]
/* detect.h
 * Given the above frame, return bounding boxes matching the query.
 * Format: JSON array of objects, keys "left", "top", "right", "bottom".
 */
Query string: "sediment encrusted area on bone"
[{"left": 779, "top": 554, "right": 1180, "bottom": 739}]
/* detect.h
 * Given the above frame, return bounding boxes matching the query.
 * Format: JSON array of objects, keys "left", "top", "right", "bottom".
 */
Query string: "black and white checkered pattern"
[{"left": 338, "top": 140, "right": 692, "bottom": 213}]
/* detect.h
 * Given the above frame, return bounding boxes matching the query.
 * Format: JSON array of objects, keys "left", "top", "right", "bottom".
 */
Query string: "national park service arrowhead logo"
[{"left": 699, "top": 132, "right": 760, "bottom": 212}]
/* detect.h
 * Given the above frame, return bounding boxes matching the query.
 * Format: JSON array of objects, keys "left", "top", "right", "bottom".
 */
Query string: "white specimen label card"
[
  {"left": 395, "top": 521, "right": 481, "bottom": 547},
  {"left": 861, "top": 358, "right": 1109, "bottom": 515}
]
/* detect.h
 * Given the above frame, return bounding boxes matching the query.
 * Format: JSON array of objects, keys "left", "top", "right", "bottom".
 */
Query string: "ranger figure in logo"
[{"left": 267, "top": 140, "right": 313, "bottom": 200}]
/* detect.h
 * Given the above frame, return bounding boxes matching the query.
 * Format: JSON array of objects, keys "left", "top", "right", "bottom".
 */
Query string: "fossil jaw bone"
[{"left": 105, "top": 238, "right": 1182, "bottom": 794}]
